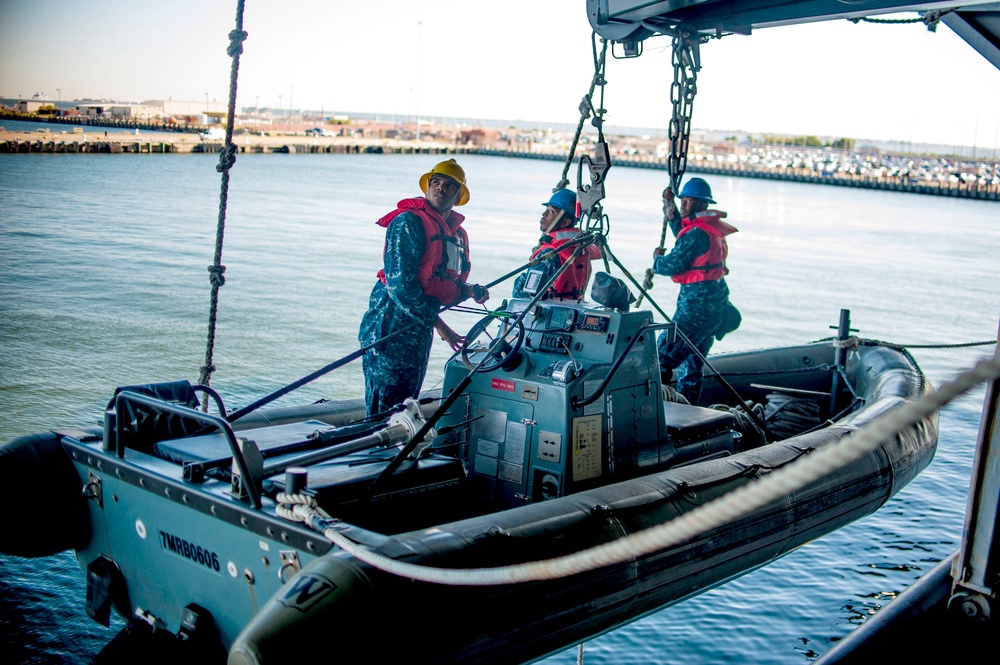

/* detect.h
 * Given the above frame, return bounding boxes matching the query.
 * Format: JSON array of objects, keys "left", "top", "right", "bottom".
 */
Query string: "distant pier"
[
  {"left": 0, "top": 130, "right": 475, "bottom": 156},
  {"left": 2, "top": 130, "right": 996, "bottom": 202},
  {"left": 480, "top": 149, "right": 1000, "bottom": 202}
]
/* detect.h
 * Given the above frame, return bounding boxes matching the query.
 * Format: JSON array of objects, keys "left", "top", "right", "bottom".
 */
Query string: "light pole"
[
  {"left": 416, "top": 20, "right": 422, "bottom": 141},
  {"left": 204, "top": 92, "right": 209, "bottom": 117},
  {"left": 972, "top": 116, "right": 978, "bottom": 160},
  {"left": 289, "top": 83, "right": 293, "bottom": 121}
]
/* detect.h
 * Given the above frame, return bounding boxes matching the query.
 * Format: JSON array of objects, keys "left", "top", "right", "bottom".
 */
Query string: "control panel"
[{"left": 438, "top": 299, "right": 675, "bottom": 510}]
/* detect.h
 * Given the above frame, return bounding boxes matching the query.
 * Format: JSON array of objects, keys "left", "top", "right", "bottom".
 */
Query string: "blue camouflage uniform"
[
  {"left": 359, "top": 214, "right": 443, "bottom": 417},
  {"left": 652, "top": 202, "right": 732, "bottom": 405},
  {"left": 511, "top": 241, "right": 560, "bottom": 299}
]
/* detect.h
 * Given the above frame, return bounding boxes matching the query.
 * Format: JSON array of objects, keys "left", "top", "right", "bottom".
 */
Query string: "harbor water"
[{"left": 0, "top": 145, "right": 997, "bottom": 663}]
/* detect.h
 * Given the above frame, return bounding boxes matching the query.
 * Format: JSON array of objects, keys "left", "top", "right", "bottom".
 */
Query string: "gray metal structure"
[{"left": 587, "top": 1, "right": 1000, "bottom": 68}]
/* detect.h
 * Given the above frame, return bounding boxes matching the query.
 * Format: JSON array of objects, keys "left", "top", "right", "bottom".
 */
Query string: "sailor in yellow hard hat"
[{"left": 358, "top": 159, "right": 489, "bottom": 417}]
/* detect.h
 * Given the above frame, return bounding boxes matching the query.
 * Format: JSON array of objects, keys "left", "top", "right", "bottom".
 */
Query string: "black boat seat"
[
  {"left": 111, "top": 380, "right": 205, "bottom": 453},
  {"left": 663, "top": 401, "right": 734, "bottom": 445},
  {"left": 154, "top": 419, "right": 328, "bottom": 465},
  {"left": 662, "top": 401, "right": 737, "bottom": 462}
]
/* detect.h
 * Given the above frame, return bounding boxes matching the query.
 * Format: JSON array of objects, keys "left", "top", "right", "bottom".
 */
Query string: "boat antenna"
[
  {"left": 197, "top": 0, "right": 249, "bottom": 410},
  {"left": 636, "top": 29, "right": 700, "bottom": 307}
]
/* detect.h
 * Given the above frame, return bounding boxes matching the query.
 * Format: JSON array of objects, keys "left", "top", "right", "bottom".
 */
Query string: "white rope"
[
  {"left": 277, "top": 353, "right": 1000, "bottom": 586},
  {"left": 832, "top": 335, "right": 860, "bottom": 349}
]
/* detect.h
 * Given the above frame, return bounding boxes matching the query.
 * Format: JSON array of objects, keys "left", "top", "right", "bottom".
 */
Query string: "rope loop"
[
  {"left": 207, "top": 264, "right": 227, "bottom": 287},
  {"left": 832, "top": 335, "right": 860, "bottom": 350},
  {"left": 277, "top": 492, "right": 318, "bottom": 509},
  {"left": 227, "top": 29, "right": 248, "bottom": 57},
  {"left": 200, "top": 363, "right": 216, "bottom": 376},
  {"left": 216, "top": 143, "right": 238, "bottom": 172}
]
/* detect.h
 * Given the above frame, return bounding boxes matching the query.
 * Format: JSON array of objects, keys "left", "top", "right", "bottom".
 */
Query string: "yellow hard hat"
[{"left": 419, "top": 159, "right": 470, "bottom": 206}]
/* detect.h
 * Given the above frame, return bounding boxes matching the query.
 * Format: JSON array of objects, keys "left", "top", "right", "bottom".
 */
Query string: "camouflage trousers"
[
  {"left": 657, "top": 280, "right": 730, "bottom": 405},
  {"left": 361, "top": 328, "right": 433, "bottom": 417}
]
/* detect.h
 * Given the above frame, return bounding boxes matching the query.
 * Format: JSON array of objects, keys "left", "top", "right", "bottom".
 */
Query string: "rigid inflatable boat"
[{"left": 0, "top": 299, "right": 937, "bottom": 664}]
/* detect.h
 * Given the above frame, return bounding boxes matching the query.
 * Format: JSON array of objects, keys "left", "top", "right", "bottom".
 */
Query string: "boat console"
[{"left": 437, "top": 298, "right": 736, "bottom": 510}]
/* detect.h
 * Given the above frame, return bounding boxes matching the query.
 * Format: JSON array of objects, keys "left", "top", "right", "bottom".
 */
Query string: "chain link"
[
  {"left": 667, "top": 32, "right": 699, "bottom": 194},
  {"left": 637, "top": 31, "right": 701, "bottom": 306}
]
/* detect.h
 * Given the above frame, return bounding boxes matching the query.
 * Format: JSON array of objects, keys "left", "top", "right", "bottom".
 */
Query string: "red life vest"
[
  {"left": 376, "top": 198, "right": 471, "bottom": 305},
  {"left": 671, "top": 210, "right": 738, "bottom": 285},
  {"left": 531, "top": 228, "right": 601, "bottom": 300}
]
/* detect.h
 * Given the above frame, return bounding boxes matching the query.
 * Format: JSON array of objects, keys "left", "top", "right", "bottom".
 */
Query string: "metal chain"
[
  {"left": 556, "top": 34, "right": 608, "bottom": 192},
  {"left": 575, "top": 35, "right": 611, "bottom": 229},
  {"left": 666, "top": 32, "right": 699, "bottom": 194},
  {"left": 198, "top": 0, "right": 248, "bottom": 410},
  {"left": 636, "top": 31, "right": 700, "bottom": 306}
]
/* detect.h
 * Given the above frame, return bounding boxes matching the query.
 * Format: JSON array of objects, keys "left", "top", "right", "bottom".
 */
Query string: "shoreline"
[{"left": 1, "top": 127, "right": 997, "bottom": 202}]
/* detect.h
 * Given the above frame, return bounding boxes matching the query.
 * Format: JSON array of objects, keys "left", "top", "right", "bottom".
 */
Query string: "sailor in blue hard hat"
[
  {"left": 650, "top": 177, "right": 740, "bottom": 405},
  {"left": 512, "top": 187, "right": 602, "bottom": 301},
  {"left": 677, "top": 176, "right": 716, "bottom": 213},
  {"left": 539, "top": 188, "right": 578, "bottom": 234}
]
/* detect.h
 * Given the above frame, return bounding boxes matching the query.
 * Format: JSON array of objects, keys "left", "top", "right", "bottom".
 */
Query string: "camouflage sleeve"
[
  {"left": 383, "top": 213, "right": 441, "bottom": 327},
  {"left": 653, "top": 227, "right": 710, "bottom": 277}
]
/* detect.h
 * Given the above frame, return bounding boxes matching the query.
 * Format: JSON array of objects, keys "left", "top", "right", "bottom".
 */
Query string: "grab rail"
[{"left": 113, "top": 391, "right": 262, "bottom": 508}]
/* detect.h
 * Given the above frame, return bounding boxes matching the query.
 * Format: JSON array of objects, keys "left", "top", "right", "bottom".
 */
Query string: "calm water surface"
[{"left": 1, "top": 149, "right": 997, "bottom": 664}]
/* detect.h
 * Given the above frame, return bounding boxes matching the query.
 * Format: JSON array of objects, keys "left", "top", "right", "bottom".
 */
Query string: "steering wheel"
[{"left": 461, "top": 315, "right": 525, "bottom": 373}]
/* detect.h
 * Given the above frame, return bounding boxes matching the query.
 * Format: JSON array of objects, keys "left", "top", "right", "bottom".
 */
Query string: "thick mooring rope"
[
  {"left": 276, "top": 350, "right": 1000, "bottom": 586},
  {"left": 198, "top": 0, "right": 248, "bottom": 409}
]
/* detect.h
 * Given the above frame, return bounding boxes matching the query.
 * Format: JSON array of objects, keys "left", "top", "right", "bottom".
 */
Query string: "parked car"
[
  {"left": 200, "top": 127, "right": 226, "bottom": 140},
  {"left": 305, "top": 127, "right": 335, "bottom": 137}
]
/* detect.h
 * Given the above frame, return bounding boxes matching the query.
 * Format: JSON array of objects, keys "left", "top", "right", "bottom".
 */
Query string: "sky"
[{"left": 1, "top": 0, "right": 999, "bottom": 150}]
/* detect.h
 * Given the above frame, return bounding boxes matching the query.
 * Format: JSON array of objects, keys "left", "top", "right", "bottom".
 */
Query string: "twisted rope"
[
  {"left": 198, "top": 0, "right": 247, "bottom": 409},
  {"left": 850, "top": 9, "right": 953, "bottom": 31},
  {"left": 556, "top": 34, "right": 608, "bottom": 192},
  {"left": 816, "top": 336, "right": 997, "bottom": 350},
  {"left": 854, "top": 16, "right": 923, "bottom": 24},
  {"left": 274, "top": 350, "right": 1000, "bottom": 586},
  {"left": 832, "top": 335, "right": 860, "bottom": 349}
]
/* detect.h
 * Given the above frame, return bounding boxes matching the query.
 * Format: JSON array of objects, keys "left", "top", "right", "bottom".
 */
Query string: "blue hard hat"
[
  {"left": 678, "top": 177, "right": 716, "bottom": 203},
  {"left": 542, "top": 188, "right": 577, "bottom": 220}
]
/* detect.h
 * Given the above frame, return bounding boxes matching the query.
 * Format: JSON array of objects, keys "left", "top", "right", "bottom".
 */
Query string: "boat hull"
[
  {"left": 227, "top": 343, "right": 937, "bottom": 664},
  {"left": 0, "top": 341, "right": 937, "bottom": 663}
]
